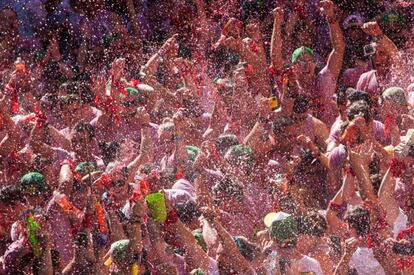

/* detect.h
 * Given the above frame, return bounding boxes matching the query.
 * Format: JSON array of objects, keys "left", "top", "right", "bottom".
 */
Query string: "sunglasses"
[
  {"left": 110, "top": 180, "right": 126, "bottom": 188},
  {"left": 121, "top": 98, "right": 143, "bottom": 107},
  {"left": 297, "top": 60, "right": 314, "bottom": 66}
]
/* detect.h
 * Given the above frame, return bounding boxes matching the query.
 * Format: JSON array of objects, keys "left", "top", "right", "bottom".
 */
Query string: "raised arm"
[
  {"left": 141, "top": 35, "right": 179, "bottom": 78},
  {"left": 320, "top": 0, "right": 345, "bottom": 81},
  {"left": 168, "top": 219, "right": 212, "bottom": 271},
  {"left": 361, "top": 22, "right": 406, "bottom": 71},
  {"left": 270, "top": 7, "right": 284, "bottom": 74},
  {"left": 0, "top": 104, "right": 19, "bottom": 157},
  {"left": 378, "top": 167, "right": 400, "bottom": 227},
  {"left": 348, "top": 144, "right": 377, "bottom": 201},
  {"left": 127, "top": 108, "right": 154, "bottom": 183},
  {"left": 203, "top": 209, "right": 255, "bottom": 274},
  {"left": 326, "top": 173, "right": 354, "bottom": 238}
]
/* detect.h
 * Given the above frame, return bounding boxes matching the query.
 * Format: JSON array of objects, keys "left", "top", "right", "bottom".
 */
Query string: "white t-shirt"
[
  {"left": 393, "top": 208, "right": 408, "bottom": 239},
  {"left": 349, "top": 247, "right": 386, "bottom": 275},
  {"left": 298, "top": 255, "right": 324, "bottom": 275}
]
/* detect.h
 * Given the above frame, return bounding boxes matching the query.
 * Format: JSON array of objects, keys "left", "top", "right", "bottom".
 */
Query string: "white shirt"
[{"left": 350, "top": 247, "right": 386, "bottom": 275}]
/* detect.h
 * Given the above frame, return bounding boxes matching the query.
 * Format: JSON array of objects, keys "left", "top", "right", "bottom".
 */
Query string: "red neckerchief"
[
  {"left": 94, "top": 95, "right": 121, "bottom": 123},
  {"left": 249, "top": 40, "right": 260, "bottom": 53},
  {"left": 111, "top": 74, "right": 127, "bottom": 97},
  {"left": 95, "top": 202, "right": 107, "bottom": 234},
  {"left": 175, "top": 168, "right": 185, "bottom": 180},
  {"left": 96, "top": 173, "right": 111, "bottom": 188},
  {"left": 33, "top": 109, "right": 47, "bottom": 128},
  {"left": 397, "top": 225, "right": 414, "bottom": 241},
  {"left": 396, "top": 257, "right": 413, "bottom": 270},
  {"left": 328, "top": 201, "right": 347, "bottom": 212},
  {"left": 164, "top": 210, "right": 178, "bottom": 227},
  {"left": 395, "top": 225, "right": 414, "bottom": 270},
  {"left": 366, "top": 234, "right": 373, "bottom": 249},
  {"left": 5, "top": 83, "right": 19, "bottom": 114},
  {"left": 384, "top": 113, "right": 395, "bottom": 140},
  {"left": 390, "top": 158, "right": 406, "bottom": 178}
]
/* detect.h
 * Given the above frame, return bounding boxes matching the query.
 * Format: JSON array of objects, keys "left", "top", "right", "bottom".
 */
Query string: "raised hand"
[
  {"left": 136, "top": 107, "right": 150, "bottom": 125},
  {"left": 319, "top": 0, "right": 335, "bottom": 18},
  {"left": 272, "top": 7, "right": 284, "bottom": 22},
  {"left": 160, "top": 34, "right": 179, "bottom": 58},
  {"left": 361, "top": 22, "right": 383, "bottom": 37}
]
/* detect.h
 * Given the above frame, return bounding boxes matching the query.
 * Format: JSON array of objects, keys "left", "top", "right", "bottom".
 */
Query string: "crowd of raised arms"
[{"left": 0, "top": 0, "right": 413, "bottom": 274}]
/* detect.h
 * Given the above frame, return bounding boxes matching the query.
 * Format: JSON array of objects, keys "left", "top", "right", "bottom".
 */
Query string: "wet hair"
[
  {"left": 216, "top": 134, "right": 239, "bottom": 155},
  {"left": 99, "top": 141, "right": 120, "bottom": 165},
  {"left": 347, "top": 89, "right": 373, "bottom": 107},
  {"left": 212, "top": 178, "right": 244, "bottom": 202},
  {"left": 347, "top": 100, "right": 372, "bottom": 122},
  {"left": 0, "top": 185, "right": 24, "bottom": 206},
  {"left": 292, "top": 94, "right": 310, "bottom": 114},
  {"left": 346, "top": 207, "right": 371, "bottom": 237},
  {"left": 272, "top": 117, "right": 295, "bottom": 134},
  {"left": 232, "top": 236, "right": 261, "bottom": 261},
  {"left": 174, "top": 201, "right": 201, "bottom": 224},
  {"left": 59, "top": 94, "right": 81, "bottom": 108},
  {"left": 74, "top": 121, "right": 95, "bottom": 140},
  {"left": 75, "top": 231, "right": 88, "bottom": 247},
  {"left": 40, "top": 93, "right": 59, "bottom": 109},
  {"left": 65, "top": 81, "right": 94, "bottom": 104},
  {"left": 370, "top": 174, "right": 383, "bottom": 194},
  {"left": 336, "top": 85, "right": 348, "bottom": 106},
  {"left": 157, "top": 263, "right": 178, "bottom": 275},
  {"left": 297, "top": 211, "right": 327, "bottom": 237},
  {"left": 297, "top": 149, "right": 319, "bottom": 172}
]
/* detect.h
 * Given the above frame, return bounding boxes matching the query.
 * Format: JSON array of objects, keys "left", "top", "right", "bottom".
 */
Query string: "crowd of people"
[{"left": 0, "top": 0, "right": 414, "bottom": 274}]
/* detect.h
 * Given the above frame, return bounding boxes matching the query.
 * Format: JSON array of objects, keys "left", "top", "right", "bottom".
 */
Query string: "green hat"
[
  {"left": 75, "top": 162, "right": 97, "bottom": 177},
  {"left": 110, "top": 239, "right": 130, "bottom": 261},
  {"left": 193, "top": 230, "right": 208, "bottom": 252},
  {"left": 291, "top": 46, "right": 315, "bottom": 64},
  {"left": 264, "top": 212, "right": 298, "bottom": 244},
  {"left": 190, "top": 268, "right": 205, "bottom": 275},
  {"left": 20, "top": 172, "right": 47, "bottom": 195},
  {"left": 228, "top": 144, "right": 254, "bottom": 164},
  {"left": 382, "top": 87, "right": 407, "bottom": 106},
  {"left": 382, "top": 11, "right": 405, "bottom": 26},
  {"left": 186, "top": 145, "right": 201, "bottom": 162}
]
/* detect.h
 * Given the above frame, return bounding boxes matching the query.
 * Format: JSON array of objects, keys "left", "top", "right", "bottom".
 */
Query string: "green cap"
[
  {"left": 382, "top": 87, "right": 406, "bottom": 106},
  {"left": 110, "top": 239, "right": 130, "bottom": 261},
  {"left": 228, "top": 144, "right": 254, "bottom": 164},
  {"left": 382, "top": 11, "right": 405, "bottom": 26},
  {"left": 75, "top": 162, "right": 97, "bottom": 177},
  {"left": 265, "top": 212, "right": 298, "bottom": 244},
  {"left": 186, "top": 145, "right": 201, "bottom": 162},
  {"left": 190, "top": 268, "right": 205, "bottom": 275},
  {"left": 193, "top": 230, "right": 208, "bottom": 252},
  {"left": 291, "top": 46, "right": 315, "bottom": 64},
  {"left": 20, "top": 172, "right": 47, "bottom": 195}
]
